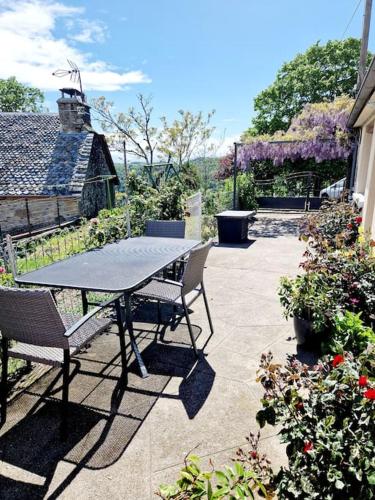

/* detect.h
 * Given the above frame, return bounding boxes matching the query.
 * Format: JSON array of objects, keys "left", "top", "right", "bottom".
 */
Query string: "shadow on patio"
[
  {"left": 0, "top": 306, "right": 215, "bottom": 499},
  {"left": 249, "top": 215, "right": 301, "bottom": 238}
]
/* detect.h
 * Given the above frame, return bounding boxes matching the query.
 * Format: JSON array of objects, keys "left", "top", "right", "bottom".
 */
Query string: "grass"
[{"left": 14, "top": 224, "right": 91, "bottom": 275}]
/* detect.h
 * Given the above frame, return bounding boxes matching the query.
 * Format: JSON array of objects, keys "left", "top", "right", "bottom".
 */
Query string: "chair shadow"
[
  {"left": 0, "top": 314, "right": 215, "bottom": 499},
  {"left": 0, "top": 400, "right": 104, "bottom": 499}
]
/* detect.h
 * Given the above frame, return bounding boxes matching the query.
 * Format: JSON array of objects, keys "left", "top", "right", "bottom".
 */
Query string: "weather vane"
[{"left": 52, "top": 60, "right": 84, "bottom": 97}]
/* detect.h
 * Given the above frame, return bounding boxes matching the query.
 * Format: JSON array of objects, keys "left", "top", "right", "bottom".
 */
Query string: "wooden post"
[
  {"left": 56, "top": 195, "right": 61, "bottom": 227},
  {"left": 357, "top": 0, "right": 372, "bottom": 91},
  {"left": 25, "top": 198, "right": 31, "bottom": 235}
]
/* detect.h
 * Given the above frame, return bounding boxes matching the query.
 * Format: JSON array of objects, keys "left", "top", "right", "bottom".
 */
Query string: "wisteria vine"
[{"left": 237, "top": 96, "right": 354, "bottom": 168}]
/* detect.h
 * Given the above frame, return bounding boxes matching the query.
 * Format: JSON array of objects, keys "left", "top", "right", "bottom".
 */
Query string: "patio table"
[{"left": 15, "top": 236, "right": 200, "bottom": 378}]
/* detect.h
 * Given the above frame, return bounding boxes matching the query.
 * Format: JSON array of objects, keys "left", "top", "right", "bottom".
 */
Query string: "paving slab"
[{"left": 0, "top": 213, "right": 309, "bottom": 499}]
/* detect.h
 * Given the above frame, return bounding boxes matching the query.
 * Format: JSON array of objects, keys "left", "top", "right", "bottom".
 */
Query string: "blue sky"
[{"left": 0, "top": 0, "right": 373, "bottom": 151}]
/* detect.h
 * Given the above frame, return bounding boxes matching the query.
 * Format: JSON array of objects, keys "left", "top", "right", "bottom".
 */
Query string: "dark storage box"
[{"left": 215, "top": 210, "right": 255, "bottom": 244}]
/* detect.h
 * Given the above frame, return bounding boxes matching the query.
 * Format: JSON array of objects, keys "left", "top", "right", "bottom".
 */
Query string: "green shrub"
[
  {"left": 257, "top": 350, "right": 375, "bottom": 499},
  {"left": 323, "top": 311, "right": 375, "bottom": 356},
  {"left": 300, "top": 200, "right": 362, "bottom": 251},
  {"left": 157, "top": 454, "right": 267, "bottom": 499},
  {"left": 278, "top": 273, "right": 335, "bottom": 333},
  {"left": 223, "top": 173, "right": 258, "bottom": 211}
]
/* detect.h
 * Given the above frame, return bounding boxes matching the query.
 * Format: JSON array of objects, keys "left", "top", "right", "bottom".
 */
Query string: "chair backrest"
[
  {"left": 182, "top": 240, "right": 212, "bottom": 296},
  {"left": 0, "top": 287, "right": 68, "bottom": 348},
  {"left": 145, "top": 220, "right": 185, "bottom": 239}
]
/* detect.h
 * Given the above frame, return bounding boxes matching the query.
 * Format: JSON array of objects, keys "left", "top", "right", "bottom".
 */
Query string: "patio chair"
[
  {"left": 134, "top": 240, "right": 214, "bottom": 356},
  {"left": 0, "top": 287, "right": 123, "bottom": 434},
  {"left": 145, "top": 219, "right": 185, "bottom": 239},
  {"left": 145, "top": 220, "right": 186, "bottom": 279}
]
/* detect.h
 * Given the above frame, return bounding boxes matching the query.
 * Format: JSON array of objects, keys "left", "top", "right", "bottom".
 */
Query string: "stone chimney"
[{"left": 57, "top": 88, "right": 91, "bottom": 132}]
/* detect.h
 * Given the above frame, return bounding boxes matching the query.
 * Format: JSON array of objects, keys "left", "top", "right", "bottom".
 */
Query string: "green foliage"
[
  {"left": 86, "top": 212, "right": 128, "bottom": 247},
  {"left": 236, "top": 173, "right": 258, "bottom": 211},
  {"left": 159, "top": 110, "right": 216, "bottom": 167},
  {"left": 278, "top": 273, "right": 334, "bottom": 333},
  {"left": 300, "top": 200, "right": 362, "bottom": 251},
  {"left": 157, "top": 454, "right": 266, "bottom": 500},
  {"left": 280, "top": 201, "right": 375, "bottom": 343},
  {"left": 191, "top": 157, "right": 220, "bottom": 191},
  {"left": 323, "top": 311, "right": 375, "bottom": 356},
  {"left": 256, "top": 350, "right": 375, "bottom": 499},
  {"left": 249, "top": 38, "right": 369, "bottom": 135},
  {"left": 0, "top": 76, "right": 44, "bottom": 112},
  {"left": 223, "top": 173, "right": 258, "bottom": 211},
  {"left": 0, "top": 271, "right": 15, "bottom": 287},
  {"left": 92, "top": 94, "right": 158, "bottom": 165},
  {"left": 280, "top": 244, "right": 375, "bottom": 336}
]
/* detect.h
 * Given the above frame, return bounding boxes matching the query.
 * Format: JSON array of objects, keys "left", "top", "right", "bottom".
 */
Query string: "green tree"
[
  {"left": 159, "top": 110, "right": 215, "bottom": 167},
  {"left": 249, "top": 38, "right": 371, "bottom": 135},
  {"left": 0, "top": 77, "right": 44, "bottom": 112},
  {"left": 91, "top": 94, "right": 159, "bottom": 165}
]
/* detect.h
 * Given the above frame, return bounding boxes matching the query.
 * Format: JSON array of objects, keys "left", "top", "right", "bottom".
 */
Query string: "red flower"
[
  {"left": 355, "top": 216, "right": 363, "bottom": 224},
  {"left": 347, "top": 223, "right": 353, "bottom": 230},
  {"left": 0, "top": 266, "right": 5, "bottom": 274},
  {"left": 295, "top": 401, "right": 304, "bottom": 410},
  {"left": 303, "top": 441, "right": 313, "bottom": 453},
  {"left": 332, "top": 354, "right": 345, "bottom": 368},
  {"left": 359, "top": 375, "right": 368, "bottom": 387},
  {"left": 364, "top": 389, "right": 375, "bottom": 400},
  {"left": 370, "top": 240, "right": 375, "bottom": 247}
]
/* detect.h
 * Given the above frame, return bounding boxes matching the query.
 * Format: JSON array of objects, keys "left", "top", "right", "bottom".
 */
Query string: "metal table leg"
[
  {"left": 123, "top": 293, "right": 149, "bottom": 378},
  {"left": 115, "top": 299, "right": 127, "bottom": 376},
  {"left": 81, "top": 290, "right": 88, "bottom": 314}
]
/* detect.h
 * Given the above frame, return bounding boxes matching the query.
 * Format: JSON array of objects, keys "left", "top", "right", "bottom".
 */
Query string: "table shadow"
[{"left": 0, "top": 319, "right": 215, "bottom": 499}]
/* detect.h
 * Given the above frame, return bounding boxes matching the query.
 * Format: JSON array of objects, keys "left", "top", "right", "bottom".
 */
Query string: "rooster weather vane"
[{"left": 52, "top": 60, "right": 84, "bottom": 98}]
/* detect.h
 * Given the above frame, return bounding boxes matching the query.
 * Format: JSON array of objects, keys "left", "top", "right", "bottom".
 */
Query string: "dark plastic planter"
[
  {"left": 293, "top": 316, "right": 322, "bottom": 348},
  {"left": 215, "top": 210, "right": 256, "bottom": 244}
]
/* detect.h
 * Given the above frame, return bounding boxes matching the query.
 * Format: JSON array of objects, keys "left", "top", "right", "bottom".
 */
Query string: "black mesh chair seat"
[{"left": 8, "top": 315, "right": 112, "bottom": 366}]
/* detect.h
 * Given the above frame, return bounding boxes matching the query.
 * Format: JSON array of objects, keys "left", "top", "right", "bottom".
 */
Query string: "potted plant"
[
  {"left": 256, "top": 349, "right": 375, "bottom": 499},
  {"left": 278, "top": 272, "right": 334, "bottom": 346}
]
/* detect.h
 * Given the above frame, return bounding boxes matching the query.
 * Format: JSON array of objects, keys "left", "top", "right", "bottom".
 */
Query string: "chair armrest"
[
  {"left": 152, "top": 277, "right": 183, "bottom": 287},
  {"left": 64, "top": 293, "right": 122, "bottom": 338}
]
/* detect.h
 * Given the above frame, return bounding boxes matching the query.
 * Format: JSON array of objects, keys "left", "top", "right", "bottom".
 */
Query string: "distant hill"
[
  {"left": 190, "top": 157, "right": 220, "bottom": 190},
  {"left": 114, "top": 157, "right": 221, "bottom": 191}
]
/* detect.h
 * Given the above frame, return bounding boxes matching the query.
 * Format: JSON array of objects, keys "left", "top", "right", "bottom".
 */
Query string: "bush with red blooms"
[
  {"left": 255, "top": 349, "right": 375, "bottom": 499},
  {"left": 299, "top": 200, "right": 362, "bottom": 252}
]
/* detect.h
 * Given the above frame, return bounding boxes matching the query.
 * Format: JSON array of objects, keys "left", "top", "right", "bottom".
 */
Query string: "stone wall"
[
  {"left": 79, "top": 134, "right": 115, "bottom": 218},
  {"left": 0, "top": 196, "right": 80, "bottom": 235}
]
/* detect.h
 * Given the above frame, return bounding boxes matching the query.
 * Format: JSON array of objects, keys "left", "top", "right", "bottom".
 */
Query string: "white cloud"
[
  {"left": 0, "top": 0, "right": 151, "bottom": 91},
  {"left": 69, "top": 19, "right": 107, "bottom": 44}
]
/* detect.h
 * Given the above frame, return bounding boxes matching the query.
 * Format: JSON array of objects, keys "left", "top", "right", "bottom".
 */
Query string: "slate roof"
[{"left": 0, "top": 113, "right": 106, "bottom": 196}]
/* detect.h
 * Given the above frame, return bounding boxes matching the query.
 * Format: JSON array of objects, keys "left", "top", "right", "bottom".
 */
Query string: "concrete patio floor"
[{"left": 0, "top": 213, "right": 312, "bottom": 500}]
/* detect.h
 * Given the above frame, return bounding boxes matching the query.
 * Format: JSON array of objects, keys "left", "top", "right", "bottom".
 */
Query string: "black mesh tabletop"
[{"left": 15, "top": 237, "right": 200, "bottom": 293}]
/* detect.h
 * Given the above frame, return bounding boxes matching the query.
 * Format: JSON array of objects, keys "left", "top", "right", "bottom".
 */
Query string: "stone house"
[{"left": 0, "top": 88, "right": 118, "bottom": 235}]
